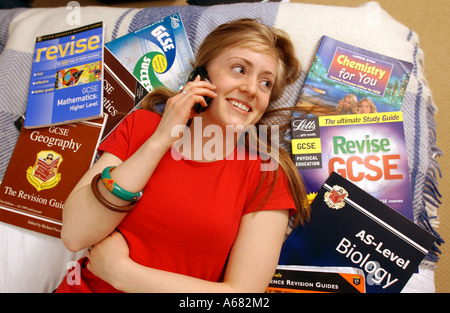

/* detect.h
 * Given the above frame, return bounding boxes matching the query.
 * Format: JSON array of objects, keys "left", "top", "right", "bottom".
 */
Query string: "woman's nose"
[{"left": 240, "top": 77, "right": 257, "bottom": 96}]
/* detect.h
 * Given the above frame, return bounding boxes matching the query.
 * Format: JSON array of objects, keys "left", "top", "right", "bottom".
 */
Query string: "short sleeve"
[
  {"left": 98, "top": 109, "right": 161, "bottom": 161},
  {"left": 244, "top": 166, "right": 297, "bottom": 217}
]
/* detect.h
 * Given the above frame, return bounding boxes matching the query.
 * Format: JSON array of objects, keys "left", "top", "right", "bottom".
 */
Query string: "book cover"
[
  {"left": 291, "top": 111, "right": 414, "bottom": 221},
  {"left": 298, "top": 36, "right": 413, "bottom": 114},
  {"left": 0, "top": 116, "right": 107, "bottom": 238},
  {"left": 267, "top": 265, "right": 365, "bottom": 293},
  {"left": 102, "top": 46, "right": 149, "bottom": 141},
  {"left": 105, "top": 13, "right": 194, "bottom": 92},
  {"left": 24, "top": 22, "right": 104, "bottom": 129},
  {"left": 278, "top": 172, "right": 436, "bottom": 293}
]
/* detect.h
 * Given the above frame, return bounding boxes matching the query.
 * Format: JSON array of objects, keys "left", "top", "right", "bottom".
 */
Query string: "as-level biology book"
[{"left": 278, "top": 172, "right": 436, "bottom": 293}]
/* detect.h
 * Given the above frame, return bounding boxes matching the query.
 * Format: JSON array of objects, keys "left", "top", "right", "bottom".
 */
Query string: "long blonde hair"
[{"left": 142, "top": 19, "right": 318, "bottom": 227}]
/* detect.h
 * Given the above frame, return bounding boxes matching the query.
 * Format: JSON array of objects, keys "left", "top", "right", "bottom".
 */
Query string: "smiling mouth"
[{"left": 229, "top": 99, "right": 251, "bottom": 112}]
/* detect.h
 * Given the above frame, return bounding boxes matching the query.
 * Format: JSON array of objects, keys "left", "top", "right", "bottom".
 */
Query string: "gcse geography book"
[
  {"left": 297, "top": 36, "right": 413, "bottom": 114},
  {"left": 278, "top": 172, "right": 436, "bottom": 293},
  {"left": 105, "top": 13, "right": 194, "bottom": 92},
  {"left": 291, "top": 111, "right": 414, "bottom": 221},
  {"left": 0, "top": 116, "right": 107, "bottom": 238},
  {"left": 24, "top": 22, "right": 104, "bottom": 129}
]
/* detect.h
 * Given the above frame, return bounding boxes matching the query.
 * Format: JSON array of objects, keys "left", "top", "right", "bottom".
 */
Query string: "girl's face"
[
  {"left": 341, "top": 96, "right": 352, "bottom": 111},
  {"left": 359, "top": 100, "right": 372, "bottom": 113},
  {"left": 202, "top": 45, "right": 278, "bottom": 129}
]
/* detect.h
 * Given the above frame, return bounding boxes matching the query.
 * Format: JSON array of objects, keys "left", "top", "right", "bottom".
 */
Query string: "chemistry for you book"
[
  {"left": 0, "top": 116, "right": 107, "bottom": 237},
  {"left": 297, "top": 35, "right": 413, "bottom": 114},
  {"left": 24, "top": 22, "right": 104, "bottom": 129},
  {"left": 278, "top": 172, "right": 436, "bottom": 293}
]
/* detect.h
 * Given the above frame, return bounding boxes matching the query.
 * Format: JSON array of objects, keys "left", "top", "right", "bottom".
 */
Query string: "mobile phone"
[{"left": 187, "top": 66, "right": 213, "bottom": 114}]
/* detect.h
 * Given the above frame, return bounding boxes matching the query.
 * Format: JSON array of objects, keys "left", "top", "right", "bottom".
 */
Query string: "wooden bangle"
[{"left": 91, "top": 173, "right": 136, "bottom": 213}]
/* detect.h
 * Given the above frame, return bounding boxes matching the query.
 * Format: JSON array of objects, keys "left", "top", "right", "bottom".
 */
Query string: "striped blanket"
[{"left": 0, "top": 1, "right": 442, "bottom": 292}]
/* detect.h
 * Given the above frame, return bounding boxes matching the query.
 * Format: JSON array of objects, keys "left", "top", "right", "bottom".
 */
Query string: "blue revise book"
[{"left": 24, "top": 22, "right": 104, "bottom": 129}]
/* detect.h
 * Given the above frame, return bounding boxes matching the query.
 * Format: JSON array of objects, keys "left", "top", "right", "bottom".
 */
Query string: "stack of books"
[
  {"left": 272, "top": 36, "right": 437, "bottom": 293},
  {"left": 0, "top": 13, "right": 194, "bottom": 238}
]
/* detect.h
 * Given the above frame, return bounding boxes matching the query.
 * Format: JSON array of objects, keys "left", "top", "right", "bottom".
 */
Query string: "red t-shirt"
[{"left": 56, "top": 110, "right": 295, "bottom": 292}]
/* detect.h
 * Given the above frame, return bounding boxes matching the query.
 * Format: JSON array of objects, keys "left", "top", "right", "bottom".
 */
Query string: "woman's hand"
[
  {"left": 152, "top": 75, "right": 216, "bottom": 148},
  {"left": 86, "top": 230, "right": 130, "bottom": 287}
]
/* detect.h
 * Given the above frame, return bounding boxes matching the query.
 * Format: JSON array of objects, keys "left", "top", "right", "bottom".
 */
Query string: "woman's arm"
[
  {"left": 61, "top": 77, "right": 216, "bottom": 252},
  {"left": 61, "top": 131, "right": 170, "bottom": 252},
  {"left": 86, "top": 209, "right": 289, "bottom": 292}
]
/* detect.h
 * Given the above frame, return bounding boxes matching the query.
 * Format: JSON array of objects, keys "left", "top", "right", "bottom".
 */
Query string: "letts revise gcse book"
[
  {"left": 0, "top": 116, "right": 107, "bottom": 237},
  {"left": 291, "top": 111, "right": 414, "bottom": 221},
  {"left": 105, "top": 13, "right": 194, "bottom": 93},
  {"left": 278, "top": 172, "right": 436, "bottom": 293},
  {"left": 24, "top": 22, "right": 104, "bottom": 129}
]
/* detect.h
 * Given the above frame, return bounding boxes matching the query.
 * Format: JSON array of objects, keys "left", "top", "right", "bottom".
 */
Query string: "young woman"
[
  {"left": 56, "top": 18, "right": 309, "bottom": 293},
  {"left": 357, "top": 97, "right": 377, "bottom": 114},
  {"left": 337, "top": 94, "right": 358, "bottom": 114}
]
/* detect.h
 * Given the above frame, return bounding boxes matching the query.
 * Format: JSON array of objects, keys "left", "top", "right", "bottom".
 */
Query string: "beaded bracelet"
[
  {"left": 101, "top": 166, "right": 143, "bottom": 202},
  {"left": 91, "top": 173, "right": 136, "bottom": 213}
]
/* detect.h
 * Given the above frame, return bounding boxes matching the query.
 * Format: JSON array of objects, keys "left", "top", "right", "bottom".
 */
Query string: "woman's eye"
[
  {"left": 260, "top": 80, "right": 273, "bottom": 89},
  {"left": 232, "top": 65, "right": 245, "bottom": 74}
]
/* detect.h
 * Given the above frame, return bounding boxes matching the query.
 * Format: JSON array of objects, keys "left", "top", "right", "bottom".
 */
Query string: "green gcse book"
[{"left": 105, "top": 13, "right": 195, "bottom": 92}]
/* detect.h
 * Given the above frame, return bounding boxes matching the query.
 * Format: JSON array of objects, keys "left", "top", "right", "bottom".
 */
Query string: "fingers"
[
  {"left": 86, "top": 230, "right": 121, "bottom": 258},
  {"left": 156, "top": 76, "right": 216, "bottom": 142},
  {"left": 177, "top": 75, "right": 216, "bottom": 105},
  {"left": 165, "top": 82, "right": 215, "bottom": 121}
]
